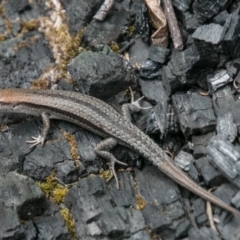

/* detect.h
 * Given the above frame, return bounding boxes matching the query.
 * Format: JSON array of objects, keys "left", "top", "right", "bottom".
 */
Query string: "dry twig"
[
  {"left": 93, "top": 0, "right": 115, "bottom": 21},
  {"left": 162, "top": 0, "right": 183, "bottom": 49}
]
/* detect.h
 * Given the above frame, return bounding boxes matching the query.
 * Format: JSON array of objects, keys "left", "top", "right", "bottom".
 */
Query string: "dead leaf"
[{"left": 145, "top": 0, "right": 168, "bottom": 47}]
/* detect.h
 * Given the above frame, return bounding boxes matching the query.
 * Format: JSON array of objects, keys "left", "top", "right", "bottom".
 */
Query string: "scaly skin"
[{"left": 0, "top": 88, "right": 239, "bottom": 215}]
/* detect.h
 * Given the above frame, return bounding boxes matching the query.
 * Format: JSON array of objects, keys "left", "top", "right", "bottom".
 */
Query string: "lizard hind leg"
[
  {"left": 122, "top": 87, "right": 152, "bottom": 121},
  {"left": 94, "top": 137, "right": 127, "bottom": 189}
]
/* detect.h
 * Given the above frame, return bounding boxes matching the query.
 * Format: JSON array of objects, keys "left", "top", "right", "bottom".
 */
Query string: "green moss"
[
  {"left": 38, "top": 172, "right": 69, "bottom": 204},
  {"left": 60, "top": 207, "right": 76, "bottom": 240}
]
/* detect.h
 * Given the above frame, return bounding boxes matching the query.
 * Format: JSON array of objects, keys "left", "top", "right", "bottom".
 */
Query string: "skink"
[{"left": 0, "top": 88, "right": 239, "bottom": 215}]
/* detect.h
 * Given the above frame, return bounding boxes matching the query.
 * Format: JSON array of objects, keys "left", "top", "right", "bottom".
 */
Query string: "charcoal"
[
  {"left": 208, "top": 69, "right": 232, "bottom": 93},
  {"left": 64, "top": 175, "right": 136, "bottom": 238},
  {"left": 231, "top": 191, "right": 240, "bottom": 209},
  {"left": 84, "top": 8, "right": 129, "bottom": 47},
  {"left": 188, "top": 227, "right": 221, "bottom": 240},
  {"left": 0, "top": 172, "right": 44, "bottom": 220},
  {"left": 172, "top": 0, "right": 192, "bottom": 12},
  {"left": 146, "top": 102, "right": 178, "bottom": 138},
  {"left": 192, "top": 198, "right": 208, "bottom": 225},
  {"left": 226, "top": 60, "right": 239, "bottom": 77},
  {"left": 131, "top": 3, "right": 150, "bottom": 43},
  {"left": 211, "top": 183, "right": 238, "bottom": 215},
  {"left": 196, "top": 68, "right": 214, "bottom": 91},
  {"left": 207, "top": 136, "right": 240, "bottom": 188},
  {"left": 233, "top": 58, "right": 240, "bottom": 69},
  {"left": 162, "top": 64, "right": 183, "bottom": 96},
  {"left": 22, "top": 221, "right": 37, "bottom": 240},
  {"left": 217, "top": 113, "right": 237, "bottom": 142},
  {"left": 55, "top": 160, "right": 82, "bottom": 184},
  {"left": 193, "top": 0, "right": 232, "bottom": 23},
  {"left": 148, "top": 45, "right": 170, "bottom": 64},
  {"left": 174, "top": 151, "right": 193, "bottom": 171},
  {"left": 0, "top": 34, "right": 54, "bottom": 89},
  {"left": 212, "top": 85, "right": 235, "bottom": 116},
  {"left": 128, "top": 36, "right": 150, "bottom": 66},
  {"left": 68, "top": 46, "right": 136, "bottom": 99},
  {"left": 181, "top": 12, "right": 200, "bottom": 32},
  {"left": 0, "top": 16, "right": 6, "bottom": 34},
  {"left": 33, "top": 213, "right": 71, "bottom": 240},
  {"left": 164, "top": 43, "right": 218, "bottom": 89},
  {"left": 62, "top": 0, "right": 104, "bottom": 35},
  {"left": 0, "top": 202, "right": 25, "bottom": 240},
  {"left": 139, "top": 79, "right": 168, "bottom": 103},
  {"left": 215, "top": 185, "right": 240, "bottom": 240},
  {"left": 192, "top": 132, "right": 215, "bottom": 159},
  {"left": 222, "top": 12, "right": 240, "bottom": 58},
  {"left": 135, "top": 166, "right": 189, "bottom": 239},
  {"left": 195, "top": 157, "right": 223, "bottom": 186},
  {"left": 212, "top": 11, "right": 229, "bottom": 26},
  {"left": 172, "top": 92, "right": 216, "bottom": 136},
  {"left": 139, "top": 59, "right": 162, "bottom": 79},
  {"left": 188, "top": 162, "right": 200, "bottom": 182},
  {"left": 192, "top": 23, "right": 224, "bottom": 45}
]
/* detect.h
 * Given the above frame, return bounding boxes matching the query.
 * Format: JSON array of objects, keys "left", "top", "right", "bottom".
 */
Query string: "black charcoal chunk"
[
  {"left": 212, "top": 11, "right": 229, "bottom": 26},
  {"left": 192, "top": 132, "right": 215, "bottom": 159},
  {"left": 211, "top": 183, "right": 238, "bottom": 216},
  {"left": 56, "top": 160, "right": 82, "bottom": 184},
  {"left": 139, "top": 59, "right": 162, "bottom": 79},
  {"left": 172, "top": 92, "right": 216, "bottom": 136},
  {"left": 139, "top": 79, "right": 168, "bottom": 103},
  {"left": 148, "top": 45, "right": 170, "bottom": 64},
  {"left": 131, "top": 3, "right": 150, "bottom": 43},
  {"left": 196, "top": 68, "right": 214, "bottom": 92},
  {"left": 163, "top": 43, "right": 218, "bottom": 93},
  {"left": 146, "top": 101, "right": 178, "bottom": 138},
  {"left": 212, "top": 85, "right": 235, "bottom": 116},
  {"left": 172, "top": 0, "right": 192, "bottom": 12},
  {"left": 33, "top": 213, "right": 71, "bottom": 240},
  {"left": 68, "top": 46, "right": 136, "bottom": 99},
  {"left": 208, "top": 69, "right": 232, "bottom": 93},
  {"left": 226, "top": 61, "right": 239, "bottom": 78},
  {"left": 62, "top": 0, "right": 104, "bottom": 35},
  {"left": 181, "top": 12, "right": 200, "bottom": 32},
  {"left": 24, "top": 138, "right": 69, "bottom": 180},
  {"left": 195, "top": 157, "right": 223, "bottom": 186},
  {"left": 192, "top": 198, "right": 208, "bottom": 225},
  {"left": 0, "top": 172, "right": 44, "bottom": 220},
  {"left": 217, "top": 113, "right": 237, "bottom": 142},
  {"left": 0, "top": 16, "right": 6, "bottom": 34},
  {"left": 192, "top": 23, "right": 224, "bottom": 44},
  {"left": 174, "top": 151, "right": 193, "bottom": 171},
  {"left": 188, "top": 162, "right": 200, "bottom": 182},
  {"left": 64, "top": 175, "right": 132, "bottom": 238},
  {"left": 135, "top": 166, "right": 189, "bottom": 239},
  {"left": 193, "top": 0, "right": 232, "bottom": 23},
  {"left": 128, "top": 36, "right": 150, "bottom": 66},
  {"left": 231, "top": 191, "right": 240, "bottom": 209},
  {"left": 222, "top": 12, "right": 240, "bottom": 57},
  {"left": 22, "top": 221, "right": 37, "bottom": 240},
  {"left": 0, "top": 202, "right": 25, "bottom": 240},
  {"left": 207, "top": 136, "right": 240, "bottom": 188},
  {"left": 84, "top": 8, "right": 129, "bottom": 47},
  {"left": 162, "top": 65, "right": 183, "bottom": 96},
  {"left": 189, "top": 227, "right": 221, "bottom": 240},
  {"left": 0, "top": 34, "right": 54, "bottom": 89}
]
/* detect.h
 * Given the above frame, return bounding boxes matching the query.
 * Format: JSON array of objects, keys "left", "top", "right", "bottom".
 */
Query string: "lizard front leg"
[{"left": 26, "top": 112, "right": 50, "bottom": 148}]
